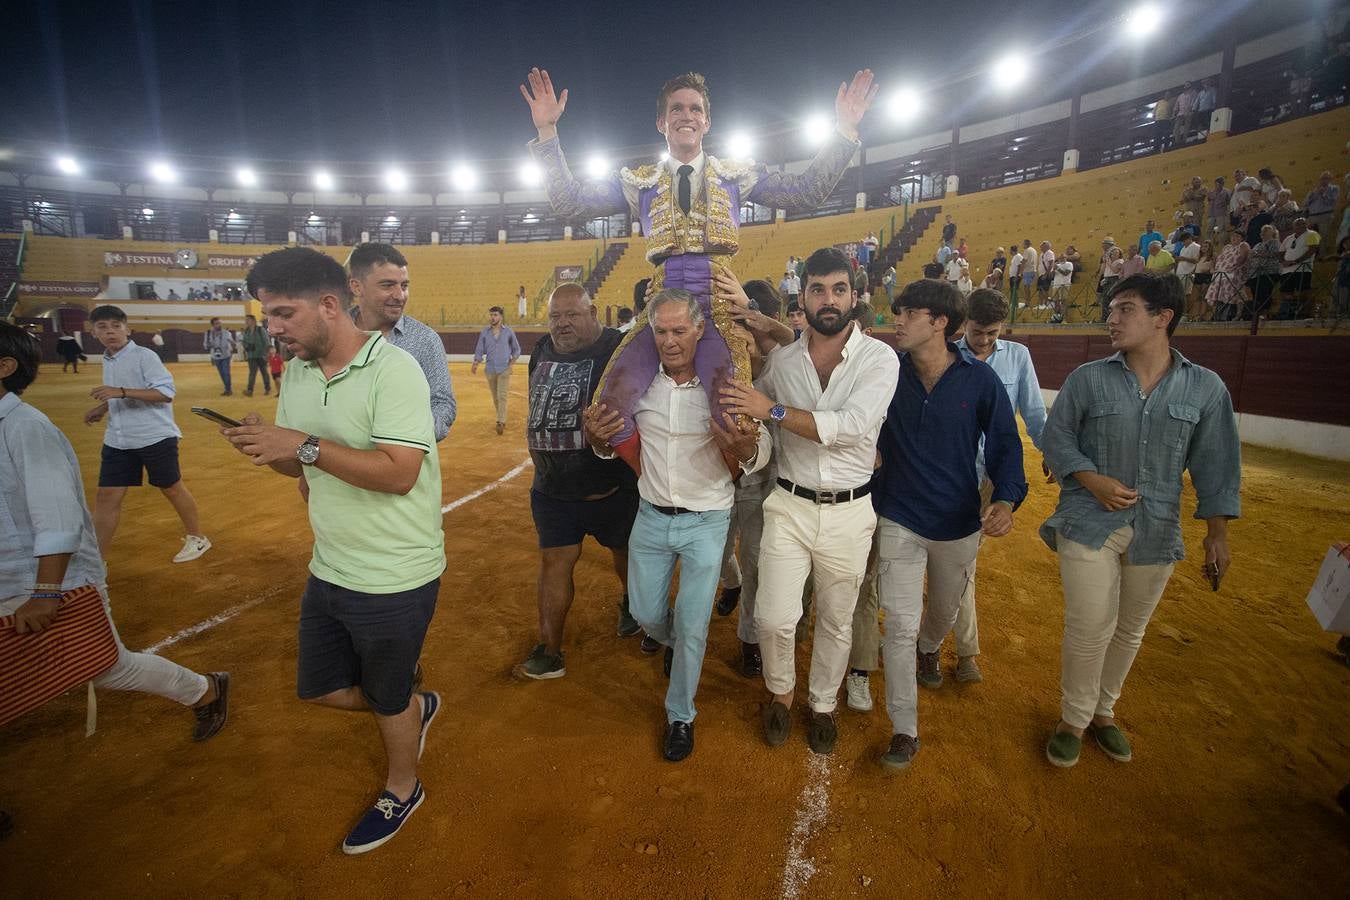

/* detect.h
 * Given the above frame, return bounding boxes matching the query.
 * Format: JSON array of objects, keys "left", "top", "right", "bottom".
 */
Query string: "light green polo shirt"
[{"left": 277, "top": 332, "right": 445, "bottom": 594}]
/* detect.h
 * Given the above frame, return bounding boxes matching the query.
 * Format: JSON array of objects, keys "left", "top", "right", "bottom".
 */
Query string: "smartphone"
[{"left": 191, "top": 407, "right": 242, "bottom": 428}]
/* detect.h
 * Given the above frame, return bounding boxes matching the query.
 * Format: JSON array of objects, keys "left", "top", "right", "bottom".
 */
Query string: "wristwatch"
[
  {"left": 769, "top": 403, "right": 787, "bottom": 422},
  {"left": 296, "top": 435, "right": 321, "bottom": 465}
]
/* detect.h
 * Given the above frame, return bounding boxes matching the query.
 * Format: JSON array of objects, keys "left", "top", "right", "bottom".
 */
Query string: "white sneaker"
[
  {"left": 845, "top": 672, "right": 873, "bottom": 712},
  {"left": 173, "top": 534, "right": 212, "bottom": 563}
]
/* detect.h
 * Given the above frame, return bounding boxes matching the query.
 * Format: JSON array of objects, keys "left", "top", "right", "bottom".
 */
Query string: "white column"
[
  {"left": 208, "top": 228, "right": 220, "bottom": 242},
  {"left": 497, "top": 229, "right": 507, "bottom": 244},
  {"left": 631, "top": 221, "right": 642, "bottom": 237},
  {"left": 287, "top": 231, "right": 297, "bottom": 245},
  {"left": 564, "top": 225, "right": 573, "bottom": 240},
  {"left": 121, "top": 225, "right": 133, "bottom": 239},
  {"left": 20, "top": 219, "right": 33, "bottom": 233},
  {"left": 360, "top": 231, "right": 370, "bottom": 243},
  {"left": 945, "top": 175, "right": 960, "bottom": 194},
  {"left": 1062, "top": 149, "right": 1080, "bottom": 172},
  {"left": 855, "top": 192, "right": 867, "bottom": 210},
  {"left": 1209, "top": 107, "right": 1233, "bottom": 136},
  {"left": 430, "top": 231, "right": 440, "bottom": 244},
  {"left": 775, "top": 208, "right": 786, "bottom": 222}
]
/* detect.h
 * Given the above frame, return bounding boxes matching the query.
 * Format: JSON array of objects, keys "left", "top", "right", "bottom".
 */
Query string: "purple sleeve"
[
  {"left": 529, "top": 137, "right": 627, "bottom": 220},
  {"left": 745, "top": 131, "right": 859, "bottom": 210}
]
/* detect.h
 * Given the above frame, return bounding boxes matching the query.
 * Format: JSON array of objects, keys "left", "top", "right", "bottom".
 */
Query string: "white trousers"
[
  {"left": 1056, "top": 526, "right": 1174, "bottom": 729},
  {"left": 877, "top": 519, "right": 981, "bottom": 738},
  {"left": 755, "top": 488, "right": 875, "bottom": 713},
  {"left": 1, "top": 586, "right": 208, "bottom": 707},
  {"left": 947, "top": 477, "right": 995, "bottom": 658}
]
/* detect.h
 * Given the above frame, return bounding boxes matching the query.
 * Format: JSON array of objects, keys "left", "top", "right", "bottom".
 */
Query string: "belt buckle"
[{"left": 816, "top": 489, "right": 837, "bottom": 504}]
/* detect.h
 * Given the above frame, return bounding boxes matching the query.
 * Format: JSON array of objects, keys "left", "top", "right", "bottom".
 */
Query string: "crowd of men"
[{"left": 3, "top": 232, "right": 1247, "bottom": 853}]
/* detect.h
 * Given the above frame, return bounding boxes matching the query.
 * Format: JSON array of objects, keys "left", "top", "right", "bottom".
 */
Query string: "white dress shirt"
[
  {"left": 759, "top": 326, "right": 900, "bottom": 491},
  {"left": 624, "top": 367, "right": 771, "bottom": 511}
]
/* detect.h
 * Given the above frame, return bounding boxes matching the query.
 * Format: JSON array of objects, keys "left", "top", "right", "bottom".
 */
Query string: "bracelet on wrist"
[
  {"left": 33, "top": 582, "right": 63, "bottom": 591},
  {"left": 29, "top": 591, "right": 63, "bottom": 600}
]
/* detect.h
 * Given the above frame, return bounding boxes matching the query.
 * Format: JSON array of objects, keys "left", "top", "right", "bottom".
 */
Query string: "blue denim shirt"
[
  {"left": 1039, "top": 348, "right": 1241, "bottom": 565},
  {"left": 956, "top": 336, "right": 1046, "bottom": 481}
]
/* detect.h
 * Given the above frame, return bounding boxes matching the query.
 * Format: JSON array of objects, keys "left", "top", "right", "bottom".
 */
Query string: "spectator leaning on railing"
[
  {"left": 1207, "top": 177, "right": 1230, "bottom": 239},
  {"left": 1180, "top": 177, "right": 1208, "bottom": 225},
  {"left": 1246, "top": 224, "right": 1283, "bottom": 320},
  {"left": 1303, "top": 170, "right": 1340, "bottom": 259}
]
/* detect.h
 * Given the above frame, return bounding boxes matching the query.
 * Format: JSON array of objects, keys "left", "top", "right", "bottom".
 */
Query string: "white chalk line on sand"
[
  {"left": 141, "top": 459, "right": 533, "bottom": 654},
  {"left": 780, "top": 752, "right": 833, "bottom": 900}
]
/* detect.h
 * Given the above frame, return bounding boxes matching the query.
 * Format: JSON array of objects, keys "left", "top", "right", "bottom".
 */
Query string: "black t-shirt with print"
[{"left": 527, "top": 327, "right": 636, "bottom": 501}]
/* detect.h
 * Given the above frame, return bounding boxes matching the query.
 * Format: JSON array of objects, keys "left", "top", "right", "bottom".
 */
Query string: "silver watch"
[{"left": 296, "top": 435, "right": 320, "bottom": 465}]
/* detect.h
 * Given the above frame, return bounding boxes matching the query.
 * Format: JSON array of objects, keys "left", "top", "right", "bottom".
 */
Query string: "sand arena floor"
[{"left": 1, "top": 359, "right": 1347, "bottom": 898}]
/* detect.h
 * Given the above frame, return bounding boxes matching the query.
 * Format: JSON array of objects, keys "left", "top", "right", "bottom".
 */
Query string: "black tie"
[{"left": 677, "top": 164, "right": 693, "bottom": 215}]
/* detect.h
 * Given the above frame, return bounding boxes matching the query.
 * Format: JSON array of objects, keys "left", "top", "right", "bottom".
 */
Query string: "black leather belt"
[
  {"left": 650, "top": 504, "right": 695, "bottom": 516},
  {"left": 777, "top": 478, "right": 871, "bottom": 504}
]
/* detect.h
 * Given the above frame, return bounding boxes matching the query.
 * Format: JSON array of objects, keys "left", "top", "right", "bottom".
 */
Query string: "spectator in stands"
[
  {"left": 957, "top": 237, "right": 968, "bottom": 260},
  {"left": 1243, "top": 199, "right": 1274, "bottom": 248},
  {"left": 1207, "top": 177, "right": 1230, "bottom": 239},
  {"left": 1095, "top": 238, "right": 1117, "bottom": 290},
  {"left": 1231, "top": 170, "right": 1260, "bottom": 226},
  {"left": 1152, "top": 92, "right": 1174, "bottom": 152},
  {"left": 1246, "top": 223, "right": 1282, "bottom": 319},
  {"left": 785, "top": 255, "right": 798, "bottom": 275},
  {"left": 167, "top": 288, "right": 181, "bottom": 301},
  {"left": 1050, "top": 257, "right": 1073, "bottom": 323},
  {"left": 1335, "top": 237, "right": 1350, "bottom": 318},
  {"left": 1208, "top": 230, "right": 1249, "bottom": 321},
  {"left": 1303, "top": 171, "right": 1340, "bottom": 259},
  {"left": 1121, "top": 243, "right": 1146, "bottom": 279},
  {"left": 240, "top": 314, "right": 272, "bottom": 397},
  {"left": 1138, "top": 220, "right": 1163, "bottom": 260},
  {"left": 1007, "top": 243, "right": 1025, "bottom": 307},
  {"left": 941, "top": 214, "right": 957, "bottom": 246},
  {"left": 859, "top": 231, "right": 879, "bottom": 268},
  {"left": 617, "top": 307, "right": 635, "bottom": 333},
  {"left": 472, "top": 306, "right": 522, "bottom": 434},
  {"left": 786, "top": 301, "right": 806, "bottom": 338},
  {"left": 944, "top": 252, "right": 963, "bottom": 290},
  {"left": 1277, "top": 217, "right": 1320, "bottom": 319},
  {"left": 1174, "top": 232, "right": 1202, "bottom": 319},
  {"left": 935, "top": 240, "right": 954, "bottom": 269},
  {"left": 1098, "top": 247, "right": 1125, "bottom": 320},
  {"left": 56, "top": 331, "right": 83, "bottom": 373},
  {"left": 517, "top": 285, "right": 528, "bottom": 322},
  {"left": 990, "top": 247, "right": 1007, "bottom": 274},
  {"left": 779, "top": 269, "right": 800, "bottom": 310},
  {"left": 1170, "top": 212, "right": 1201, "bottom": 252},
  {"left": 1180, "top": 177, "right": 1208, "bottom": 226},
  {"left": 1258, "top": 168, "right": 1284, "bottom": 206},
  {"left": 1193, "top": 240, "right": 1215, "bottom": 317},
  {"left": 1062, "top": 245, "right": 1082, "bottom": 277},
  {"left": 1145, "top": 241, "right": 1175, "bottom": 274},
  {"left": 1021, "top": 239, "right": 1038, "bottom": 304},
  {"left": 956, "top": 260, "right": 974, "bottom": 296},
  {"left": 1035, "top": 241, "right": 1056, "bottom": 308},
  {"left": 1270, "top": 190, "right": 1301, "bottom": 238},
  {"left": 980, "top": 266, "right": 1004, "bottom": 291},
  {"left": 203, "top": 318, "right": 237, "bottom": 396},
  {"left": 882, "top": 265, "right": 897, "bottom": 307},
  {"left": 347, "top": 243, "right": 456, "bottom": 443},
  {"left": 1194, "top": 78, "right": 1217, "bottom": 129},
  {"left": 1172, "top": 82, "right": 1197, "bottom": 148},
  {"left": 853, "top": 265, "right": 869, "bottom": 300}
]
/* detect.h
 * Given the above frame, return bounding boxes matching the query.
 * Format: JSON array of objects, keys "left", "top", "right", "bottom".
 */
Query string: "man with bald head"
[{"left": 514, "top": 283, "right": 641, "bottom": 681}]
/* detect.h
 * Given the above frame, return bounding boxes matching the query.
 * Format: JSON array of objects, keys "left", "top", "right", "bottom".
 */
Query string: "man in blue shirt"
[
  {"left": 1138, "top": 220, "right": 1164, "bottom": 260},
  {"left": 867, "top": 280, "right": 1027, "bottom": 771},
  {"left": 1040, "top": 272, "right": 1240, "bottom": 768},
  {"left": 472, "top": 306, "right": 522, "bottom": 435},
  {"left": 83, "top": 305, "right": 210, "bottom": 564},
  {"left": 939, "top": 289, "right": 1046, "bottom": 685}
]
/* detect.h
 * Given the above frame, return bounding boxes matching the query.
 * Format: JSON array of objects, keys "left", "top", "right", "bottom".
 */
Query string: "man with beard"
[
  {"left": 226, "top": 248, "right": 445, "bottom": 854},
  {"left": 721, "top": 247, "right": 899, "bottom": 756},
  {"left": 514, "top": 283, "right": 641, "bottom": 681},
  {"left": 348, "top": 243, "right": 456, "bottom": 442}
]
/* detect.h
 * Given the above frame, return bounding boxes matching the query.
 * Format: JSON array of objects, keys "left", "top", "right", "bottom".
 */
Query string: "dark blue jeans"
[{"left": 212, "top": 357, "right": 232, "bottom": 393}]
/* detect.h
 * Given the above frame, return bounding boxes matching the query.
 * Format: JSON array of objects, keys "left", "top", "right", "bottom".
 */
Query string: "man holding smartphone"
[
  {"left": 1039, "top": 272, "right": 1240, "bottom": 768},
  {"left": 225, "top": 248, "right": 445, "bottom": 855}
]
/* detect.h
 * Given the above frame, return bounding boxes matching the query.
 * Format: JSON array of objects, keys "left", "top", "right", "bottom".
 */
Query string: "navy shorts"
[
  {"left": 296, "top": 575, "right": 439, "bottom": 716},
  {"left": 98, "top": 437, "right": 182, "bottom": 488},
  {"left": 530, "top": 487, "right": 638, "bottom": 550},
  {"left": 1280, "top": 272, "right": 1311, "bottom": 293}
]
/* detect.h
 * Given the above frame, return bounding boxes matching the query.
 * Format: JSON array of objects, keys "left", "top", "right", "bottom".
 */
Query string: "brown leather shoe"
[
  {"left": 763, "top": 701, "right": 791, "bottom": 747},
  {"left": 192, "top": 672, "right": 230, "bottom": 742},
  {"left": 739, "top": 641, "right": 762, "bottom": 678},
  {"left": 807, "top": 710, "right": 838, "bottom": 755}
]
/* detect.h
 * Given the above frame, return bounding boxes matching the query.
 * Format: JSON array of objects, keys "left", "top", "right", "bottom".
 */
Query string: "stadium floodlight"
[
  {"left": 313, "top": 169, "right": 334, "bottom": 191},
  {"left": 991, "top": 54, "right": 1029, "bottom": 88},
  {"left": 887, "top": 86, "right": 924, "bottom": 122},
  {"left": 802, "top": 114, "right": 832, "bottom": 146},
  {"left": 384, "top": 168, "right": 408, "bottom": 192},
  {"left": 141, "top": 207, "right": 155, "bottom": 217},
  {"left": 518, "top": 161, "right": 543, "bottom": 187},
  {"left": 235, "top": 167, "right": 258, "bottom": 187},
  {"left": 227, "top": 209, "right": 240, "bottom": 220},
  {"left": 307, "top": 211, "right": 319, "bottom": 222},
  {"left": 1125, "top": 4, "right": 1161, "bottom": 37},
  {"left": 450, "top": 163, "right": 478, "bottom": 192},
  {"left": 585, "top": 155, "right": 609, "bottom": 179},
  {"left": 727, "top": 132, "right": 754, "bottom": 159},
  {"left": 148, "top": 161, "right": 177, "bottom": 183},
  {"left": 55, "top": 156, "right": 81, "bottom": 175}
]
